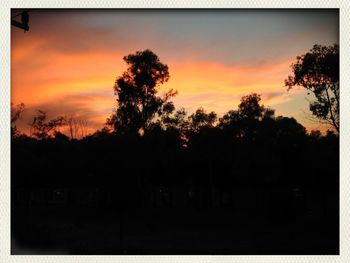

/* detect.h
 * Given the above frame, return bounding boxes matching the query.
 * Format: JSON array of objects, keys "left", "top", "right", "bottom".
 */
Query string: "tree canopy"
[
  {"left": 108, "top": 49, "right": 177, "bottom": 135},
  {"left": 285, "top": 44, "right": 339, "bottom": 133}
]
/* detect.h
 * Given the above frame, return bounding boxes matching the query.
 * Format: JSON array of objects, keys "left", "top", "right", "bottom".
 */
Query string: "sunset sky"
[{"left": 11, "top": 9, "right": 339, "bottom": 135}]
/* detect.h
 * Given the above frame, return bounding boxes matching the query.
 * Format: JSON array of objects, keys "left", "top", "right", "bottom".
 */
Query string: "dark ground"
[
  {"left": 11, "top": 128, "right": 339, "bottom": 255},
  {"left": 12, "top": 202, "right": 338, "bottom": 255}
]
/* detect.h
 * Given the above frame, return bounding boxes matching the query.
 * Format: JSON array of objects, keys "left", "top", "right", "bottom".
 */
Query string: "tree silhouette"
[
  {"left": 108, "top": 49, "right": 177, "bottom": 135},
  {"left": 161, "top": 107, "right": 189, "bottom": 134},
  {"left": 11, "top": 102, "right": 25, "bottom": 137},
  {"left": 285, "top": 44, "right": 339, "bottom": 133},
  {"left": 11, "top": 92, "right": 339, "bottom": 254},
  {"left": 274, "top": 116, "right": 306, "bottom": 139},
  {"left": 188, "top": 107, "right": 217, "bottom": 133},
  {"left": 219, "top": 93, "right": 275, "bottom": 139},
  {"left": 11, "top": 45, "right": 339, "bottom": 254},
  {"left": 30, "top": 110, "right": 66, "bottom": 139},
  {"left": 66, "top": 115, "right": 89, "bottom": 139},
  {"left": 238, "top": 93, "right": 266, "bottom": 120}
]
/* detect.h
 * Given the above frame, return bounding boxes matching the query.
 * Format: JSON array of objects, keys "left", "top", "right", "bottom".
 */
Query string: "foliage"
[
  {"left": 218, "top": 93, "right": 275, "bottom": 139},
  {"left": 161, "top": 107, "right": 189, "bottom": 133},
  {"left": 188, "top": 107, "right": 217, "bottom": 133},
  {"left": 30, "top": 110, "right": 66, "bottom": 139},
  {"left": 238, "top": 93, "right": 266, "bottom": 120},
  {"left": 108, "top": 49, "right": 177, "bottom": 135},
  {"left": 285, "top": 44, "right": 339, "bottom": 133}
]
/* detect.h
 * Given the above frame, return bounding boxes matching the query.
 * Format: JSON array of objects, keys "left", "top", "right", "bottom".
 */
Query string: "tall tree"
[
  {"left": 285, "top": 44, "right": 339, "bottom": 133},
  {"left": 109, "top": 49, "right": 177, "bottom": 135}
]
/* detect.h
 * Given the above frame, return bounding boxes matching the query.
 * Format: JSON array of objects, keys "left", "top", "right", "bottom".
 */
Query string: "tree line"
[
  {"left": 11, "top": 44, "right": 339, "bottom": 212},
  {"left": 11, "top": 43, "right": 339, "bottom": 255},
  {"left": 12, "top": 44, "right": 339, "bottom": 141}
]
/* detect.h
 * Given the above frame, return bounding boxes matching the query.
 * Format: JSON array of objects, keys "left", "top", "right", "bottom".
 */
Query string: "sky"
[{"left": 11, "top": 9, "right": 339, "bottom": 135}]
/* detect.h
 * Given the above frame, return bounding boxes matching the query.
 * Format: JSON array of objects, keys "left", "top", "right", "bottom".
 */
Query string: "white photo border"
[{"left": 1, "top": 0, "right": 349, "bottom": 262}]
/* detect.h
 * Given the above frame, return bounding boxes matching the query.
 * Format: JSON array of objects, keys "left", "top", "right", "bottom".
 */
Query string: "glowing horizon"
[{"left": 11, "top": 9, "right": 339, "bottom": 135}]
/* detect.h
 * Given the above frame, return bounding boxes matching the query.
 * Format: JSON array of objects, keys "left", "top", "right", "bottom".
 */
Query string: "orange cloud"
[
  {"left": 12, "top": 38, "right": 300, "bottom": 135},
  {"left": 162, "top": 59, "right": 293, "bottom": 115},
  {"left": 11, "top": 45, "right": 125, "bottom": 103},
  {"left": 11, "top": 17, "right": 321, "bottom": 135}
]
